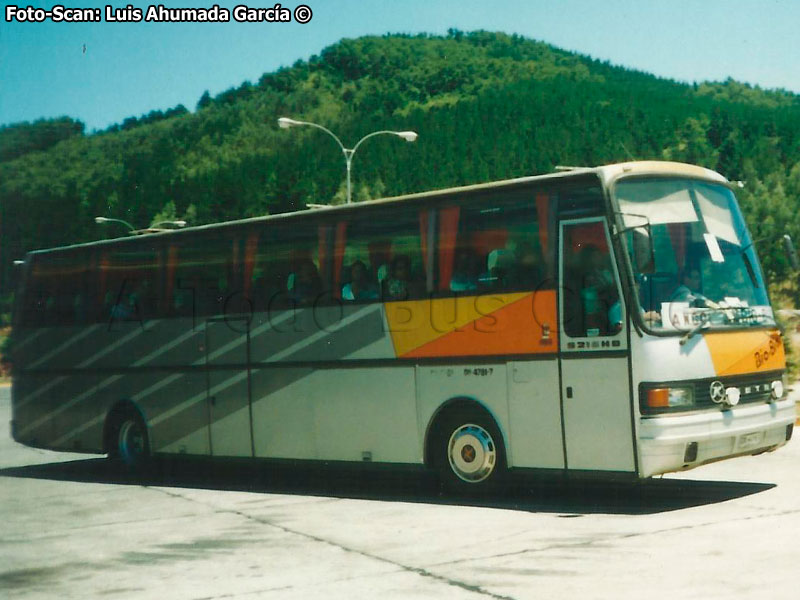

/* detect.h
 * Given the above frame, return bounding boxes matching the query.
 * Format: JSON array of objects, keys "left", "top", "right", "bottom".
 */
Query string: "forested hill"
[{"left": 3, "top": 30, "right": 800, "bottom": 295}]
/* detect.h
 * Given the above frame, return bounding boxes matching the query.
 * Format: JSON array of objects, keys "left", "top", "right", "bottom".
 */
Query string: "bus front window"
[{"left": 615, "top": 178, "right": 773, "bottom": 332}]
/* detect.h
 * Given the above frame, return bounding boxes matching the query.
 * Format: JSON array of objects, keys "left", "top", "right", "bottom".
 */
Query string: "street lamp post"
[
  {"left": 278, "top": 117, "right": 418, "bottom": 204},
  {"left": 151, "top": 220, "right": 187, "bottom": 229},
  {"left": 95, "top": 216, "right": 187, "bottom": 234},
  {"left": 94, "top": 216, "right": 135, "bottom": 232}
]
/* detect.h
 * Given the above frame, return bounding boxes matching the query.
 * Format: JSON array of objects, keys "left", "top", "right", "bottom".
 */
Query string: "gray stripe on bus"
[
  {"left": 266, "top": 304, "right": 379, "bottom": 362},
  {"left": 11, "top": 328, "right": 47, "bottom": 353},
  {"left": 27, "top": 324, "right": 103, "bottom": 370},
  {"left": 149, "top": 307, "right": 386, "bottom": 450},
  {"left": 43, "top": 310, "right": 301, "bottom": 446},
  {"left": 19, "top": 324, "right": 190, "bottom": 436},
  {"left": 149, "top": 305, "right": 378, "bottom": 427},
  {"left": 13, "top": 375, "right": 67, "bottom": 411},
  {"left": 149, "top": 371, "right": 248, "bottom": 428},
  {"left": 17, "top": 375, "right": 125, "bottom": 438},
  {"left": 19, "top": 305, "right": 383, "bottom": 446},
  {"left": 52, "top": 412, "right": 106, "bottom": 447},
  {"left": 77, "top": 323, "right": 155, "bottom": 368},
  {"left": 15, "top": 325, "right": 159, "bottom": 431}
]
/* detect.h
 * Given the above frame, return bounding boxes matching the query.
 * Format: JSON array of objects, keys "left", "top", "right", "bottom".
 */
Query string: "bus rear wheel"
[
  {"left": 433, "top": 408, "right": 506, "bottom": 494},
  {"left": 110, "top": 412, "right": 150, "bottom": 471}
]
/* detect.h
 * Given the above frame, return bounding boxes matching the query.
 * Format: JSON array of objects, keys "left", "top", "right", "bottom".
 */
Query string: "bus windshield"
[{"left": 614, "top": 177, "right": 774, "bottom": 332}]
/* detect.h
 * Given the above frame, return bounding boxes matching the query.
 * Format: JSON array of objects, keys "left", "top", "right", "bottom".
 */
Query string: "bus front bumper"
[{"left": 638, "top": 398, "right": 795, "bottom": 478}]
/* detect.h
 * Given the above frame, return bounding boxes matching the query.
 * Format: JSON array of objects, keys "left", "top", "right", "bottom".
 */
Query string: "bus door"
[
  {"left": 205, "top": 317, "right": 253, "bottom": 457},
  {"left": 558, "top": 218, "right": 636, "bottom": 473}
]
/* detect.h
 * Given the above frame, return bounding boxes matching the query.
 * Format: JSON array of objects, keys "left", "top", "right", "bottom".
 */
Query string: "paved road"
[{"left": 2, "top": 385, "right": 800, "bottom": 600}]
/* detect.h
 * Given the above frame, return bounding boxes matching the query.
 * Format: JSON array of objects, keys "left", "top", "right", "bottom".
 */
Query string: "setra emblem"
[{"left": 709, "top": 380, "right": 726, "bottom": 404}]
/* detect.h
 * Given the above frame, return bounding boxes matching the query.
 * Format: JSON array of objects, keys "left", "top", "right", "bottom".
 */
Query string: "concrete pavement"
[{"left": 2, "top": 384, "right": 800, "bottom": 600}]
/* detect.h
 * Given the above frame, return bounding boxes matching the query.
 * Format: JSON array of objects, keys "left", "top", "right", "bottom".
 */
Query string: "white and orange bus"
[{"left": 10, "top": 161, "right": 795, "bottom": 491}]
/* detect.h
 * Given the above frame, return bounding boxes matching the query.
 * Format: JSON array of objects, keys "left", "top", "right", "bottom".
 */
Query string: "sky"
[{"left": 3, "top": 0, "right": 800, "bottom": 132}]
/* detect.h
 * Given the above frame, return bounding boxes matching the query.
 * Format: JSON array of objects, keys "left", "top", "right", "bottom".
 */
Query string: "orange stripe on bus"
[
  {"left": 388, "top": 291, "right": 558, "bottom": 358},
  {"left": 385, "top": 292, "right": 530, "bottom": 357}
]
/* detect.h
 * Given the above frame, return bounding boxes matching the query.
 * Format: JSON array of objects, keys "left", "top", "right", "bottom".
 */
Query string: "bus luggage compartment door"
[{"left": 205, "top": 317, "right": 253, "bottom": 457}]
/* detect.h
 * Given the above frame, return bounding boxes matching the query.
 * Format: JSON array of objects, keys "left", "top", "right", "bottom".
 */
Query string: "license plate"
[{"left": 737, "top": 431, "right": 763, "bottom": 451}]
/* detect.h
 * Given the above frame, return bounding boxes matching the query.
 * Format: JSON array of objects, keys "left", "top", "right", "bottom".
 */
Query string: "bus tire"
[
  {"left": 108, "top": 410, "right": 151, "bottom": 472},
  {"left": 432, "top": 406, "right": 506, "bottom": 495}
]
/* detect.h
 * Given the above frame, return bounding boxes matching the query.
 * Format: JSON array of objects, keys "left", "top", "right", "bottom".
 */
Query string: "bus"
[{"left": 9, "top": 161, "right": 796, "bottom": 491}]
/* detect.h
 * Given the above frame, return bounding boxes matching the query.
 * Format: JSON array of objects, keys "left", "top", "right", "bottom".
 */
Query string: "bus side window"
[
  {"left": 24, "top": 252, "right": 93, "bottom": 327},
  {"left": 253, "top": 226, "right": 325, "bottom": 310},
  {"left": 437, "top": 190, "right": 553, "bottom": 295},
  {"left": 171, "top": 239, "right": 231, "bottom": 318},
  {"left": 99, "top": 247, "right": 160, "bottom": 323},
  {"left": 336, "top": 206, "right": 426, "bottom": 302},
  {"left": 21, "top": 266, "right": 49, "bottom": 327}
]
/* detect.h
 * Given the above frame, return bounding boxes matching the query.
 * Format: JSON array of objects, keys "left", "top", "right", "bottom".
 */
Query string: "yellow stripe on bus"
[
  {"left": 704, "top": 329, "right": 786, "bottom": 377},
  {"left": 384, "top": 291, "right": 560, "bottom": 358}
]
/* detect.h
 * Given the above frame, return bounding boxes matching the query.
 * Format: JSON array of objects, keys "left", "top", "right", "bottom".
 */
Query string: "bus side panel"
[
  {"left": 11, "top": 373, "right": 54, "bottom": 448},
  {"left": 507, "top": 359, "right": 564, "bottom": 469},
  {"left": 145, "top": 369, "right": 210, "bottom": 455},
  {"left": 252, "top": 366, "right": 422, "bottom": 464},
  {"left": 88, "top": 318, "right": 204, "bottom": 369},
  {"left": 14, "top": 325, "right": 101, "bottom": 371},
  {"left": 10, "top": 327, "right": 49, "bottom": 371},
  {"left": 12, "top": 371, "right": 97, "bottom": 451},
  {"left": 45, "top": 373, "right": 102, "bottom": 453},
  {"left": 251, "top": 366, "right": 316, "bottom": 460},
  {"left": 311, "top": 366, "right": 419, "bottom": 463}
]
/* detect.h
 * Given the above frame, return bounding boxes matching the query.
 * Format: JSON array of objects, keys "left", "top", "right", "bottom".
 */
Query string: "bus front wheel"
[{"left": 433, "top": 407, "right": 506, "bottom": 494}]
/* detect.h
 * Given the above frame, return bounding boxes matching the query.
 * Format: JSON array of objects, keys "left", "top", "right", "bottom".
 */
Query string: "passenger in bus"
[
  {"left": 288, "top": 259, "right": 323, "bottom": 305},
  {"left": 579, "top": 245, "right": 621, "bottom": 334},
  {"left": 479, "top": 249, "right": 512, "bottom": 290},
  {"left": 172, "top": 278, "right": 194, "bottom": 316},
  {"left": 449, "top": 250, "right": 478, "bottom": 292},
  {"left": 342, "top": 260, "right": 378, "bottom": 301},
  {"left": 670, "top": 267, "right": 718, "bottom": 308},
  {"left": 672, "top": 268, "right": 700, "bottom": 303},
  {"left": 509, "top": 242, "right": 544, "bottom": 289},
  {"left": 382, "top": 255, "right": 423, "bottom": 300}
]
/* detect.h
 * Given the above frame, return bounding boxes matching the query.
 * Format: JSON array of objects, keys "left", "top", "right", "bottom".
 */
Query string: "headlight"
[{"left": 644, "top": 386, "right": 694, "bottom": 411}]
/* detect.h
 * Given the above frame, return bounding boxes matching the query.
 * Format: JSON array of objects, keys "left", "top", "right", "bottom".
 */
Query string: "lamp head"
[
  {"left": 278, "top": 117, "right": 301, "bottom": 129},
  {"left": 396, "top": 131, "right": 418, "bottom": 142},
  {"left": 95, "top": 217, "right": 108, "bottom": 224}
]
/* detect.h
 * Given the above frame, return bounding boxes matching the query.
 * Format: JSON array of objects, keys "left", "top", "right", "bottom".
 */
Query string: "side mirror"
[
  {"left": 631, "top": 228, "right": 655, "bottom": 274},
  {"left": 783, "top": 235, "right": 799, "bottom": 270}
]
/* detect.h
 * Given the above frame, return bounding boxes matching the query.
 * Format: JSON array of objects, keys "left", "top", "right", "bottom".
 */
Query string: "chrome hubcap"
[{"left": 447, "top": 424, "right": 496, "bottom": 483}]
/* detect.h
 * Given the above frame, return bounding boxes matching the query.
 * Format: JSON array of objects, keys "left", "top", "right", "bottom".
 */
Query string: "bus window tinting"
[
  {"left": 22, "top": 253, "right": 92, "bottom": 327},
  {"left": 170, "top": 237, "right": 243, "bottom": 318},
  {"left": 437, "top": 191, "right": 554, "bottom": 295},
  {"left": 251, "top": 226, "right": 325, "bottom": 309},
  {"left": 335, "top": 206, "right": 426, "bottom": 303},
  {"left": 99, "top": 247, "right": 159, "bottom": 323}
]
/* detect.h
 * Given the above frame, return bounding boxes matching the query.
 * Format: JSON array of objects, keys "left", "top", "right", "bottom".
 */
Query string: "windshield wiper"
[
  {"left": 742, "top": 253, "right": 759, "bottom": 288},
  {"left": 679, "top": 320, "right": 710, "bottom": 346}
]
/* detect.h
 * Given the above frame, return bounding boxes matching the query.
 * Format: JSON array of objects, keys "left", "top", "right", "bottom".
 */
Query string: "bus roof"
[{"left": 26, "top": 160, "right": 728, "bottom": 257}]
